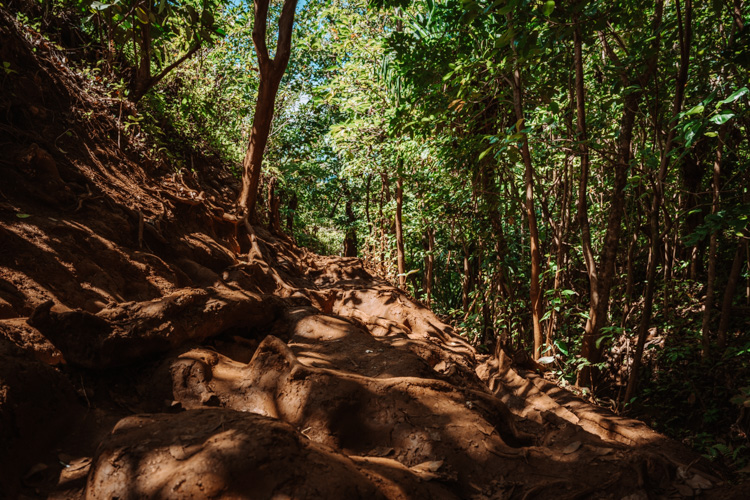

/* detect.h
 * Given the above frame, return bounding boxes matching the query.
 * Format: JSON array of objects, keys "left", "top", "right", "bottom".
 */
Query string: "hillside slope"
[{"left": 0, "top": 8, "right": 745, "bottom": 499}]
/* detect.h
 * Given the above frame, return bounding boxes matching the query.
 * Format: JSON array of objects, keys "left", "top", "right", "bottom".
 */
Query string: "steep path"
[{"left": 0, "top": 8, "right": 745, "bottom": 499}]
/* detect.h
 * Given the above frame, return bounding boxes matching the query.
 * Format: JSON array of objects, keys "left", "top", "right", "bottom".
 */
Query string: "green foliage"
[{"left": 24, "top": 0, "right": 750, "bottom": 473}]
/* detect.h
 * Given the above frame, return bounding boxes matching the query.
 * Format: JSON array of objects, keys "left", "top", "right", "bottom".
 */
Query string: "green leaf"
[
  {"left": 685, "top": 104, "right": 704, "bottom": 116},
  {"left": 554, "top": 339, "right": 570, "bottom": 356},
  {"left": 542, "top": 0, "right": 555, "bottom": 16},
  {"left": 90, "top": 1, "right": 111, "bottom": 11},
  {"left": 718, "top": 87, "right": 748, "bottom": 105},
  {"left": 478, "top": 145, "right": 495, "bottom": 160},
  {"left": 135, "top": 7, "right": 149, "bottom": 24},
  {"left": 709, "top": 111, "right": 734, "bottom": 125},
  {"left": 15, "top": 213, "right": 31, "bottom": 218}
]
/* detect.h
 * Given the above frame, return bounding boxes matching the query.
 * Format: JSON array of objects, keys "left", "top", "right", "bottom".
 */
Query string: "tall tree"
[
  {"left": 625, "top": 0, "right": 692, "bottom": 403},
  {"left": 237, "top": 0, "right": 299, "bottom": 218},
  {"left": 578, "top": 2, "right": 664, "bottom": 387},
  {"left": 395, "top": 168, "right": 407, "bottom": 288}
]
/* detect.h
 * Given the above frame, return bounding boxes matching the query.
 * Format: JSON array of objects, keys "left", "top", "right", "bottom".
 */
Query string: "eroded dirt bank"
[{"left": 0, "top": 8, "right": 747, "bottom": 500}]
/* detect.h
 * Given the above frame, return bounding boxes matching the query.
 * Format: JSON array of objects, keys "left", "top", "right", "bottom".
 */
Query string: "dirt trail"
[{"left": 0, "top": 8, "right": 748, "bottom": 499}]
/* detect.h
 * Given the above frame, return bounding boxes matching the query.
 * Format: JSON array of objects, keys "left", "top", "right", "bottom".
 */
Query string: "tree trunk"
[
  {"left": 573, "top": 20, "right": 599, "bottom": 339},
  {"left": 580, "top": 92, "right": 640, "bottom": 386},
  {"left": 702, "top": 125, "right": 726, "bottom": 359},
  {"left": 364, "top": 174, "right": 373, "bottom": 260},
  {"left": 578, "top": 7, "right": 663, "bottom": 386},
  {"left": 344, "top": 198, "right": 357, "bottom": 257},
  {"left": 462, "top": 244, "right": 471, "bottom": 311},
  {"left": 133, "top": 2, "right": 152, "bottom": 101},
  {"left": 510, "top": 67, "right": 543, "bottom": 359},
  {"left": 395, "top": 173, "right": 406, "bottom": 288},
  {"left": 622, "top": 231, "right": 638, "bottom": 326},
  {"left": 378, "top": 173, "right": 387, "bottom": 274},
  {"left": 717, "top": 242, "right": 745, "bottom": 350},
  {"left": 286, "top": 192, "right": 297, "bottom": 234},
  {"left": 129, "top": 1, "right": 201, "bottom": 103},
  {"left": 237, "top": 0, "right": 298, "bottom": 217},
  {"left": 424, "top": 228, "right": 435, "bottom": 306},
  {"left": 267, "top": 177, "right": 282, "bottom": 233},
  {"left": 625, "top": 0, "right": 690, "bottom": 403}
]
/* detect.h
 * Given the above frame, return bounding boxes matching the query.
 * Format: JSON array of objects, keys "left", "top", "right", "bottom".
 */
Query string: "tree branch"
[
  {"left": 275, "top": 0, "right": 299, "bottom": 68},
  {"left": 148, "top": 43, "right": 201, "bottom": 92},
  {"left": 253, "top": 0, "right": 271, "bottom": 68}
]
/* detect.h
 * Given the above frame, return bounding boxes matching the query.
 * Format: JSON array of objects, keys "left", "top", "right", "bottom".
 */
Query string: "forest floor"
[{"left": 1, "top": 8, "right": 749, "bottom": 499}]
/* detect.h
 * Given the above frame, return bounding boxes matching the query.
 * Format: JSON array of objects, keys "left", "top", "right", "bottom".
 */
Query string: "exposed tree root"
[{"left": 28, "top": 288, "right": 284, "bottom": 369}]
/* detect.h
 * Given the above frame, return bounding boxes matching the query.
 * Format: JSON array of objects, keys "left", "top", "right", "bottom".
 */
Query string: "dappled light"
[{"left": 0, "top": 0, "right": 748, "bottom": 498}]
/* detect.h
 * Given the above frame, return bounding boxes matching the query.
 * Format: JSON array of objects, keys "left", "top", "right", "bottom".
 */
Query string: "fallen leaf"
[
  {"left": 410, "top": 460, "right": 448, "bottom": 481},
  {"left": 562, "top": 441, "right": 581, "bottom": 454},
  {"left": 412, "top": 460, "right": 444, "bottom": 472}
]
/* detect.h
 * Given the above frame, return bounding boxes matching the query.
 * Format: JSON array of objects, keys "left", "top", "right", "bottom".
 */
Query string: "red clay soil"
[{"left": 1, "top": 7, "right": 748, "bottom": 500}]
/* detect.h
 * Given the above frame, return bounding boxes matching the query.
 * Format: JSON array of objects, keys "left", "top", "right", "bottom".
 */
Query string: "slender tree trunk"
[
  {"left": 509, "top": 67, "right": 543, "bottom": 358},
  {"left": 395, "top": 173, "right": 406, "bottom": 288},
  {"left": 480, "top": 157, "right": 511, "bottom": 312},
  {"left": 365, "top": 174, "right": 372, "bottom": 228},
  {"left": 268, "top": 177, "right": 282, "bottom": 233},
  {"left": 579, "top": 93, "right": 639, "bottom": 386},
  {"left": 424, "top": 228, "right": 435, "bottom": 306},
  {"left": 702, "top": 125, "right": 726, "bottom": 358},
  {"left": 129, "top": 1, "right": 201, "bottom": 102},
  {"left": 717, "top": 243, "right": 745, "bottom": 349},
  {"left": 702, "top": 235, "right": 718, "bottom": 358},
  {"left": 625, "top": 0, "right": 690, "bottom": 402},
  {"left": 378, "top": 172, "right": 388, "bottom": 274},
  {"left": 702, "top": 125, "right": 728, "bottom": 357},
  {"left": 134, "top": 2, "right": 152, "bottom": 100},
  {"left": 286, "top": 192, "right": 297, "bottom": 234},
  {"left": 622, "top": 231, "right": 638, "bottom": 326},
  {"left": 573, "top": 21, "right": 599, "bottom": 338},
  {"left": 578, "top": 6, "right": 663, "bottom": 386},
  {"left": 364, "top": 174, "right": 372, "bottom": 260},
  {"left": 237, "top": 0, "right": 298, "bottom": 217},
  {"left": 344, "top": 198, "right": 357, "bottom": 257},
  {"left": 462, "top": 244, "right": 471, "bottom": 311}
]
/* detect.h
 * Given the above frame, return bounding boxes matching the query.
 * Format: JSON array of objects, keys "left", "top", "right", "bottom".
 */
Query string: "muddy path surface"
[{"left": 0, "top": 8, "right": 747, "bottom": 499}]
